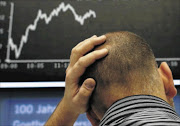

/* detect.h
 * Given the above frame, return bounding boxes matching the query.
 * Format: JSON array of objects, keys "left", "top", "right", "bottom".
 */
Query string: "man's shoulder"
[
  {"left": 100, "top": 95, "right": 180, "bottom": 126},
  {"left": 121, "top": 109, "right": 180, "bottom": 126}
]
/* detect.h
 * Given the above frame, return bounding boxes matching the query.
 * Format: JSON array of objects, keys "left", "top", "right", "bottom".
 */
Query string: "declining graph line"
[{"left": 6, "top": 2, "right": 96, "bottom": 63}]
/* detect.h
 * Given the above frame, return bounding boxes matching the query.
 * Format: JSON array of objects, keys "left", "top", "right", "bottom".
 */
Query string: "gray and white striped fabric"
[{"left": 99, "top": 95, "right": 180, "bottom": 126}]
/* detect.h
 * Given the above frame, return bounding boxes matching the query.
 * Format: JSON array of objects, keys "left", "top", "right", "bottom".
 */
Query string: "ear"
[{"left": 158, "top": 62, "right": 177, "bottom": 98}]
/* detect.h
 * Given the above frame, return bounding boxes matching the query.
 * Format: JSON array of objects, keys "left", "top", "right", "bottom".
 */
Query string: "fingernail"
[
  {"left": 101, "top": 48, "right": 108, "bottom": 52},
  {"left": 100, "top": 35, "right": 106, "bottom": 38},
  {"left": 85, "top": 82, "right": 94, "bottom": 89},
  {"left": 91, "top": 35, "right": 97, "bottom": 38}
]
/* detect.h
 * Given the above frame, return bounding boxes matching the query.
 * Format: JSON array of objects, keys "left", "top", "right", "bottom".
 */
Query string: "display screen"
[
  {"left": 0, "top": 0, "right": 180, "bottom": 85},
  {"left": 1, "top": 99, "right": 91, "bottom": 126},
  {"left": 0, "top": 87, "right": 180, "bottom": 126},
  {"left": 0, "top": 88, "right": 91, "bottom": 126}
]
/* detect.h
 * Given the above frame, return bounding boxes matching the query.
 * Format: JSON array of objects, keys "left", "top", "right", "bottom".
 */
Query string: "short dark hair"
[
  {"left": 80, "top": 31, "right": 161, "bottom": 114},
  {"left": 80, "top": 31, "right": 158, "bottom": 88}
]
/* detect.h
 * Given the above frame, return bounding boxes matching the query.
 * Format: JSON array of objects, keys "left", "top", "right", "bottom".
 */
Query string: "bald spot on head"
[{"left": 80, "top": 31, "right": 162, "bottom": 118}]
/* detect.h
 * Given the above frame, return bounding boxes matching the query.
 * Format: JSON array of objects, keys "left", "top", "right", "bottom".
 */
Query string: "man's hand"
[
  {"left": 45, "top": 35, "right": 108, "bottom": 126},
  {"left": 64, "top": 35, "right": 108, "bottom": 114}
]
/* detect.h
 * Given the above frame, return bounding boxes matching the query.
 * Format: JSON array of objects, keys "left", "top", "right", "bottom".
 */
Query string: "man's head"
[{"left": 80, "top": 31, "right": 177, "bottom": 120}]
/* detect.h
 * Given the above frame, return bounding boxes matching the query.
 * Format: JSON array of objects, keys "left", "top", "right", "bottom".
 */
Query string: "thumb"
[
  {"left": 75, "top": 78, "right": 96, "bottom": 105},
  {"left": 83, "top": 78, "right": 96, "bottom": 90}
]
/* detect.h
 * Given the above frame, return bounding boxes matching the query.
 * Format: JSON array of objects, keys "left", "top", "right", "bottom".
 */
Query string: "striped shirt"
[{"left": 99, "top": 95, "right": 180, "bottom": 126}]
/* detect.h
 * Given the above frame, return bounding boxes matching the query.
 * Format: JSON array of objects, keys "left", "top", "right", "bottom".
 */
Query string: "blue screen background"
[{"left": 0, "top": 86, "right": 179, "bottom": 126}]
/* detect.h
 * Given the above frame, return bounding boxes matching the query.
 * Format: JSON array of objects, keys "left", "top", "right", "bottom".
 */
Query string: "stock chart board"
[{"left": 0, "top": 0, "right": 180, "bottom": 82}]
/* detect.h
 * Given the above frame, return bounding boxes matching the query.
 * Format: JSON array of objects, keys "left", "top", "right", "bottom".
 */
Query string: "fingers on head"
[
  {"left": 74, "top": 35, "right": 97, "bottom": 48},
  {"left": 79, "top": 35, "right": 106, "bottom": 51},
  {"left": 70, "top": 35, "right": 106, "bottom": 59},
  {"left": 76, "top": 48, "right": 108, "bottom": 67},
  {"left": 70, "top": 48, "right": 108, "bottom": 79},
  {"left": 71, "top": 35, "right": 97, "bottom": 54},
  {"left": 66, "top": 48, "right": 108, "bottom": 86}
]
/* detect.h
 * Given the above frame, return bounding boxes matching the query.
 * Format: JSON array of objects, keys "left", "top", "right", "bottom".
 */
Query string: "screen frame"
[
  {"left": 0, "top": 80, "right": 179, "bottom": 88},
  {"left": 0, "top": 81, "right": 65, "bottom": 88}
]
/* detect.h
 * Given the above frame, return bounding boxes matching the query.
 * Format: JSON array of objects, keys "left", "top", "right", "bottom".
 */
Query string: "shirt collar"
[{"left": 100, "top": 95, "right": 177, "bottom": 126}]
